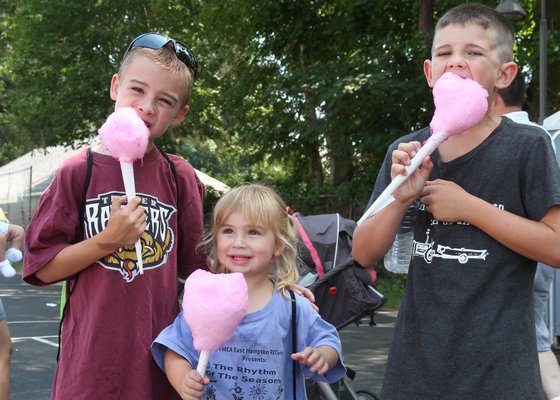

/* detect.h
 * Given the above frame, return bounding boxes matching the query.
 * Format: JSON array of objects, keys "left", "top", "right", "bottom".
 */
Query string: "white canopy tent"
[{"left": 0, "top": 137, "right": 228, "bottom": 226}]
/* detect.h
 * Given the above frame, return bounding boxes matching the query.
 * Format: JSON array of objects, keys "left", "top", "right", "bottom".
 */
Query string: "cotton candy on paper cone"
[
  {"left": 98, "top": 106, "right": 149, "bottom": 273},
  {"left": 429, "top": 72, "right": 489, "bottom": 135},
  {"left": 358, "top": 73, "right": 488, "bottom": 224},
  {"left": 98, "top": 107, "right": 149, "bottom": 163},
  {"left": 182, "top": 270, "right": 249, "bottom": 375}
]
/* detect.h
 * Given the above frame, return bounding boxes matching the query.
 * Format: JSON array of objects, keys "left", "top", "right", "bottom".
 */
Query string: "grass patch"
[
  {"left": 374, "top": 265, "right": 407, "bottom": 310},
  {"left": 12, "top": 261, "right": 22, "bottom": 274}
]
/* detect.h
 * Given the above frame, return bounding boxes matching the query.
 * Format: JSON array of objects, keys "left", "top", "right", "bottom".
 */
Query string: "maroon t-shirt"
[{"left": 24, "top": 148, "right": 207, "bottom": 399}]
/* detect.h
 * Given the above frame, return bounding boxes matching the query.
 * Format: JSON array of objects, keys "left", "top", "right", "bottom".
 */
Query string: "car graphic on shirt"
[{"left": 412, "top": 229, "right": 488, "bottom": 264}]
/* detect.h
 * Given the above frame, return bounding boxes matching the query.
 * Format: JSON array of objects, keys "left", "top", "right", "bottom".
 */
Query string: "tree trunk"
[
  {"left": 300, "top": 42, "right": 323, "bottom": 186},
  {"left": 418, "top": 0, "right": 433, "bottom": 45}
]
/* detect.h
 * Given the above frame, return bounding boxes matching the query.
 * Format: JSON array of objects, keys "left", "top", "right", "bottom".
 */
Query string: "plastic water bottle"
[{"left": 383, "top": 200, "right": 418, "bottom": 274}]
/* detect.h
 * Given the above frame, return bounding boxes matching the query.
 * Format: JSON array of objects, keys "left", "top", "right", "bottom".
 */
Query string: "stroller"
[{"left": 289, "top": 209, "right": 386, "bottom": 400}]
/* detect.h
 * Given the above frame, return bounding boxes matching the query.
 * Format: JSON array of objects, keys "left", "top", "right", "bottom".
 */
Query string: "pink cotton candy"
[
  {"left": 183, "top": 269, "right": 249, "bottom": 351},
  {"left": 429, "top": 72, "right": 488, "bottom": 136},
  {"left": 98, "top": 107, "right": 149, "bottom": 163}
]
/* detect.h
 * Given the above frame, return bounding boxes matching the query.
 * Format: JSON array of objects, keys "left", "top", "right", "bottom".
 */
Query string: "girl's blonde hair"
[{"left": 202, "top": 184, "right": 300, "bottom": 295}]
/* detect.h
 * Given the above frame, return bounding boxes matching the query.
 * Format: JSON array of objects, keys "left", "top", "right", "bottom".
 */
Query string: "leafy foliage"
[{"left": 0, "top": 0, "right": 558, "bottom": 221}]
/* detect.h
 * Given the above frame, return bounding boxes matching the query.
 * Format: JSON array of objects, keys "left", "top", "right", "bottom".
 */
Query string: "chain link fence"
[{"left": 0, "top": 166, "right": 33, "bottom": 228}]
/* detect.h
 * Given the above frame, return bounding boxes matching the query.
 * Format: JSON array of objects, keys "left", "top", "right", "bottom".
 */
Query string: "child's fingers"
[
  {"left": 291, "top": 347, "right": 316, "bottom": 364},
  {"left": 390, "top": 163, "right": 408, "bottom": 178},
  {"left": 110, "top": 195, "right": 126, "bottom": 213},
  {"left": 181, "top": 370, "right": 206, "bottom": 399},
  {"left": 420, "top": 155, "right": 434, "bottom": 178},
  {"left": 292, "top": 347, "right": 329, "bottom": 374},
  {"left": 106, "top": 195, "right": 146, "bottom": 244},
  {"left": 292, "top": 285, "right": 316, "bottom": 304},
  {"left": 394, "top": 141, "right": 421, "bottom": 162}
]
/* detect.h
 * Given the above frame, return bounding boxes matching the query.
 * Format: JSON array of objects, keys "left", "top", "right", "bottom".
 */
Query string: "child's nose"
[
  {"left": 138, "top": 99, "right": 155, "bottom": 115},
  {"left": 233, "top": 234, "right": 246, "bottom": 247},
  {"left": 446, "top": 54, "right": 465, "bottom": 70}
]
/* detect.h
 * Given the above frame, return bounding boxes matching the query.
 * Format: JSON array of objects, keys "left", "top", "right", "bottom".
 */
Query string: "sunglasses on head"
[{"left": 124, "top": 32, "right": 199, "bottom": 80}]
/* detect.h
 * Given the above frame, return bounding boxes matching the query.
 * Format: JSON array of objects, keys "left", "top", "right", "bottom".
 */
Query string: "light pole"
[
  {"left": 538, "top": 0, "right": 547, "bottom": 124},
  {"left": 496, "top": 0, "right": 547, "bottom": 124},
  {"left": 496, "top": 0, "right": 527, "bottom": 19}
]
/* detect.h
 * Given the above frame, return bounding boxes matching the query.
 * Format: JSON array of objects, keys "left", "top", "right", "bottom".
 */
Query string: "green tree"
[{"left": 1, "top": 0, "right": 557, "bottom": 218}]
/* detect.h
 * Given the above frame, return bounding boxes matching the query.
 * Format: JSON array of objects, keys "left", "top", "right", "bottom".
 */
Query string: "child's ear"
[
  {"left": 109, "top": 74, "right": 120, "bottom": 101},
  {"left": 171, "top": 105, "right": 189, "bottom": 126},
  {"left": 423, "top": 59, "right": 436, "bottom": 88},
  {"left": 495, "top": 62, "right": 518, "bottom": 89},
  {"left": 274, "top": 243, "right": 285, "bottom": 257}
]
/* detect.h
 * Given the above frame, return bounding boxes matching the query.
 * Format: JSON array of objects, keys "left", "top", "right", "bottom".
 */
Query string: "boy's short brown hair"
[
  {"left": 434, "top": 3, "right": 515, "bottom": 63},
  {"left": 119, "top": 46, "right": 195, "bottom": 106}
]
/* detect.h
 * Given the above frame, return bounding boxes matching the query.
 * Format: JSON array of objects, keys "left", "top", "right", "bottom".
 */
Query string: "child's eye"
[
  {"left": 467, "top": 51, "right": 482, "bottom": 56},
  {"left": 131, "top": 86, "right": 144, "bottom": 94},
  {"left": 248, "top": 229, "right": 261, "bottom": 236},
  {"left": 159, "top": 97, "right": 173, "bottom": 106},
  {"left": 221, "top": 228, "right": 233, "bottom": 235}
]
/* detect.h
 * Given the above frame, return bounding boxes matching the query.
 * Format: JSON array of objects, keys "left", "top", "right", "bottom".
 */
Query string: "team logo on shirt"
[{"left": 83, "top": 191, "right": 176, "bottom": 282}]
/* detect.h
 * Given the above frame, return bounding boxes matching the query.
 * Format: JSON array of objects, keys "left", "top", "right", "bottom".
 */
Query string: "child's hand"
[
  {"left": 421, "top": 179, "right": 471, "bottom": 222},
  {"left": 179, "top": 370, "right": 209, "bottom": 400},
  {"left": 292, "top": 347, "right": 331, "bottom": 375},
  {"left": 100, "top": 195, "right": 147, "bottom": 250},
  {"left": 391, "top": 141, "right": 433, "bottom": 205},
  {"left": 290, "top": 284, "right": 318, "bottom": 312}
]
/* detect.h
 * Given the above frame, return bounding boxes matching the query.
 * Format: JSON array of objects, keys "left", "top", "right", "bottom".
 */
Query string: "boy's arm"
[
  {"left": 422, "top": 179, "right": 560, "bottom": 267},
  {"left": 164, "top": 349, "right": 208, "bottom": 400},
  {"left": 353, "top": 141, "right": 433, "bottom": 267},
  {"left": 353, "top": 199, "right": 411, "bottom": 266},
  {"left": 35, "top": 195, "right": 146, "bottom": 283}
]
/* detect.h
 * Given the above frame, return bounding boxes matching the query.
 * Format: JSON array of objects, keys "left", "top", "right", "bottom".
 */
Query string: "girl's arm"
[
  {"left": 164, "top": 349, "right": 208, "bottom": 400},
  {"left": 35, "top": 195, "right": 146, "bottom": 283},
  {"left": 291, "top": 345, "right": 339, "bottom": 375}
]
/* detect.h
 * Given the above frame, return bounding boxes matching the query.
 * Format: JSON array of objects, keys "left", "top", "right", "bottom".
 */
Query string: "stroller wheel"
[{"left": 355, "top": 390, "right": 380, "bottom": 400}]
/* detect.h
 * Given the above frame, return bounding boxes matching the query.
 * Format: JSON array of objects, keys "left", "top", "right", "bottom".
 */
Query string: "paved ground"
[
  {"left": 1, "top": 275, "right": 396, "bottom": 399},
  {"left": 2, "top": 277, "right": 60, "bottom": 400},
  {"left": 337, "top": 310, "right": 396, "bottom": 397}
]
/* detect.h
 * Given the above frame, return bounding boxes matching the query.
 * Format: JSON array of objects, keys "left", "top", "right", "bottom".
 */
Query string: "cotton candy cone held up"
[
  {"left": 429, "top": 72, "right": 489, "bottom": 134},
  {"left": 98, "top": 107, "right": 150, "bottom": 273},
  {"left": 182, "top": 269, "right": 249, "bottom": 375},
  {"left": 357, "top": 72, "right": 488, "bottom": 225},
  {"left": 98, "top": 107, "right": 149, "bottom": 163}
]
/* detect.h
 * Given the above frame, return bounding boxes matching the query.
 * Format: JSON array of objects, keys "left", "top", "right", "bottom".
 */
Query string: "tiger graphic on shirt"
[{"left": 83, "top": 191, "right": 176, "bottom": 282}]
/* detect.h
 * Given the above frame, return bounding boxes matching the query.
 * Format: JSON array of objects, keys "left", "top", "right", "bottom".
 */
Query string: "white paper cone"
[
  {"left": 197, "top": 350, "right": 210, "bottom": 376},
  {"left": 120, "top": 162, "right": 144, "bottom": 274},
  {"left": 357, "top": 131, "right": 447, "bottom": 225}
]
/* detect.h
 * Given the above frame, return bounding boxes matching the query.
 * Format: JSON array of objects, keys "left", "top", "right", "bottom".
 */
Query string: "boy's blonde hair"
[
  {"left": 203, "top": 184, "right": 300, "bottom": 295},
  {"left": 434, "top": 3, "right": 515, "bottom": 63},
  {"left": 119, "top": 46, "right": 195, "bottom": 106}
]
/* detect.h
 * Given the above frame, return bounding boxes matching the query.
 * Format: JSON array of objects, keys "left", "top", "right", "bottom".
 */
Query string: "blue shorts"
[
  {"left": 534, "top": 263, "right": 554, "bottom": 352},
  {"left": 0, "top": 298, "right": 5, "bottom": 321}
]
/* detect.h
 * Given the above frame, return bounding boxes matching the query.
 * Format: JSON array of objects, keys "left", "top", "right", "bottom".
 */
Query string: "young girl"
[{"left": 152, "top": 183, "right": 346, "bottom": 399}]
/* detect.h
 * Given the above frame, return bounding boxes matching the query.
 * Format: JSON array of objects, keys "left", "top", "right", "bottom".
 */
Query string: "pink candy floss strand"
[{"left": 98, "top": 107, "right": 149, "bottom": 163}]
